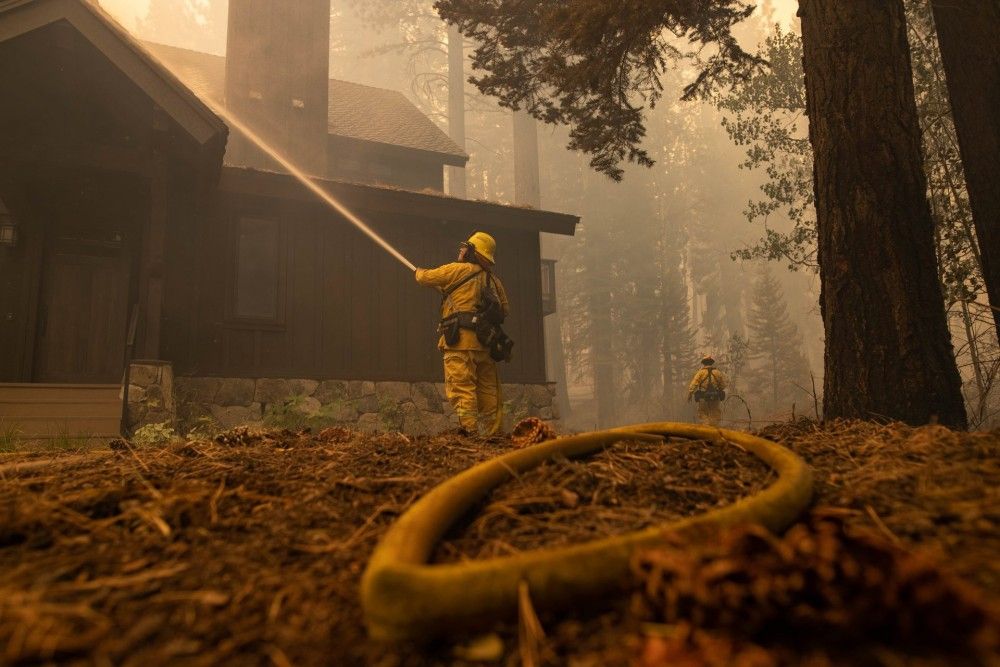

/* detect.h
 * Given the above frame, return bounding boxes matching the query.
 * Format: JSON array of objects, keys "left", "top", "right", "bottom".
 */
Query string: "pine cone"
[{"left": 511, "top": 417, "right": 557, "bottom": 447}]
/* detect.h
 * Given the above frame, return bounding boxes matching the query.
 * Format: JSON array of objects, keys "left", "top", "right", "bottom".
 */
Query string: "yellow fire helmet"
[{"left": 466, "top": 231, "right": 496, "bottom": 264}]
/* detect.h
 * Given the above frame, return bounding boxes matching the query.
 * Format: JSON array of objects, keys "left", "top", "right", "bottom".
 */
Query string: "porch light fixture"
[{"left": 0, "top": 198, "right": 17, "bottom": 248}]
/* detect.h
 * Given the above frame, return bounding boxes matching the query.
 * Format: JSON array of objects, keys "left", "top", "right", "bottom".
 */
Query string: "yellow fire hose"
[{"left": 361, "top": 422, "right": 813, "bottom": 641}]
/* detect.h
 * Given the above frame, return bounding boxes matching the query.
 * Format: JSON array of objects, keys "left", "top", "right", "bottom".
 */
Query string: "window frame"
[
  {"left": 541, "top": 258, "right": 557, "bottom": 316},
  {"left": 225, "top": 214, "right": 287, "bottom": 330}
]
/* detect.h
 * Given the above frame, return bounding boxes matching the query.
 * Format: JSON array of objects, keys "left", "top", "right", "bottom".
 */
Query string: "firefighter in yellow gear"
[
  {"left": 687, "top": 355, "right": 728, "bottom": 427},
  {"left": 415, "top": 232, "right": 509, "bottom": 436}
]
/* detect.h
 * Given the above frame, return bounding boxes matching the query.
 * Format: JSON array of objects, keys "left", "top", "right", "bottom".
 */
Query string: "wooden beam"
[
  {"left": 0, "top": 141, "right": 156, "bottom": 176},
  {"left": 137, "top": 159, "right": 168, "bottom": 359},
  {"left": 218, "top": 167, "right": 579, "bottom": 236}
]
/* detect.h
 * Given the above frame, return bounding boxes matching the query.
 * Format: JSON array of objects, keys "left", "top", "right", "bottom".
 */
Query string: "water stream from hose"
[
  {"left": 205, "top": 101, "right": 418, "bottom": 271},
  {"left": 145, "top": 43, "right": 418, "bottom": 272}
]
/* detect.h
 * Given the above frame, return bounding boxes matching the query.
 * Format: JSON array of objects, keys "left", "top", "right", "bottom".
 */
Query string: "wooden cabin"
[{"left": 0, "top": 0, "right": 577, "bottom": 439}]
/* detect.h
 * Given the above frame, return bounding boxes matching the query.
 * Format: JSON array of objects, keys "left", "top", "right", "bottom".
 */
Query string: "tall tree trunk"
[
  {"left": 960, "top": 300, "right": 987, "bottom": 424},
  {"left": 543, "top": 308, "right": 572, "bottom": 420},
  {"left": 661, "top": 328, "right": 676, "bottom": 418},
  {"left": 541, "top": 245, "right": 572, "bottom": 421},
  {"left": 447, "top": 24, "right": 467, "bottom": 198},
  {"left": 930, "top": 1, "right": 1000, "bottom": 342},
  {"left": 770, "top": 340, "right": 778, "bottom": 411},
  {"left": 591, "top": 256, "right": 616, "bottom": 428},
  {"left": 798, "top": 0, "right": 967, "bottom": 427},
  {"left": 514, "top": 106, "right": 572, "bottom": 419}
]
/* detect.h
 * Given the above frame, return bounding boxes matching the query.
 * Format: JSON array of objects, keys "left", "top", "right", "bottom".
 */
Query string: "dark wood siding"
[
  {"left": 0, "top": 167, "right": 147, "bottom": 383},
  {"left": 162, "top": 187, "right": 549, "bottom": 383},
  {"left": 327, "top": 137, "right": 446, "bottom": 192},
  {"left": 0, "top": 184, "right": 43, "bottom": 382}
]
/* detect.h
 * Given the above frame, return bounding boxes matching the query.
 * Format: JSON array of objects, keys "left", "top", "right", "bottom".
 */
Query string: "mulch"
[{"left": 0, "top": 420, "right": 997, "bottom": 666}]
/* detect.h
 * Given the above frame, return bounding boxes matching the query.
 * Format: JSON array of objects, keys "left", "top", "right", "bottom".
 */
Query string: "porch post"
[{"left": 138, "top": 159, "right": 168, "bottom": 359}]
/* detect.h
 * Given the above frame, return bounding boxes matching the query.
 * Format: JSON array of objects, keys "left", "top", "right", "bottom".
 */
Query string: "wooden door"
[
  {"left": 29, "top": 169, "right": 143, "bottom": 384},
  {"left": 33, "top": 239, "right": 131, "bottom": 383}
]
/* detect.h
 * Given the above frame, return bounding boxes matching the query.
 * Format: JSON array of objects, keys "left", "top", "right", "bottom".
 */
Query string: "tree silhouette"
[{"left": 745, "top": 267, "right": 811, "bottom": 416}]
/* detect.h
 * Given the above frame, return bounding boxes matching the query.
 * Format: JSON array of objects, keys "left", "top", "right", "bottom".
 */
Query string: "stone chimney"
[{"left": 224, "top": 0, "right": 331, "bottom": 176}]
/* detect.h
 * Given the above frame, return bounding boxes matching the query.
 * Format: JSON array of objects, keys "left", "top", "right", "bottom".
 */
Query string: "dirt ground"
[{"left": 0, "top": 420, "right": 997, "bottom": 666}]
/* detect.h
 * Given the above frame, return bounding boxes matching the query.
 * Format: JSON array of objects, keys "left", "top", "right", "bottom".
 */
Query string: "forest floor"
[{"left": 0, "top": 421, "right": 997, "bottom": 666}]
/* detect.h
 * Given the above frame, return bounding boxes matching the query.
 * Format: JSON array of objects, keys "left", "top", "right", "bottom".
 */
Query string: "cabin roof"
[
  {"left": 0, "top": 0, "right": 228, "bottom": 165},
  {"left": 220, "top": 166, "right": 580, "bottom": 236},
  {"left": 0, "top": 0, "right": 578, "bottom": 236},
  {"left": 144, "top": 42, "right": 468, "bottom": 164}
]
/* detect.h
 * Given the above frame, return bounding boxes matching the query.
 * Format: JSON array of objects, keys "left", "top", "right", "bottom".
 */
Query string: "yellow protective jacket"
[
  {"left": 415, "top": 262, "right": 510, "bottom": 351},
  {"left": 688, "top": 367, "right": 728, "bottom": 400}
]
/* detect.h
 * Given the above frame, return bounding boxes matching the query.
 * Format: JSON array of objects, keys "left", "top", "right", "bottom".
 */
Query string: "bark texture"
[
  {"left": 931, "top": 0, "right": 1000, "bottom": 341},
  {"left": 799, "top": 0, "right": 967, "bottom": 427}
]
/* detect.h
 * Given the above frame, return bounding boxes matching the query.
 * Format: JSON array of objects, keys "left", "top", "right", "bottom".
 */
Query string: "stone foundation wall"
[
  {"left": 169, "top": 376, "right": 559, "bottom": 436},
  {"left": 125, "top": 360, "right": 175, "bottom": 431}
]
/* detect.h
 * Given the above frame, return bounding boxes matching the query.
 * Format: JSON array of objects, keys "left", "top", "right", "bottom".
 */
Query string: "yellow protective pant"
[
  {"left": 443, "top": 349, "right": 501, "bottom": 435},
  {"left": 696, "top": 400, "right": 723, "bottom": 427}
]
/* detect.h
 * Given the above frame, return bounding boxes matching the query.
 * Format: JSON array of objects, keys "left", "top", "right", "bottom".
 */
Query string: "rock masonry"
[{"left": 127, "top": 362, "right": 560, "bottom": 436}]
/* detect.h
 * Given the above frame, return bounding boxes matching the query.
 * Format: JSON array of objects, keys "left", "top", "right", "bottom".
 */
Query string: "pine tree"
[
  {"left": 745, "top": 267, "right": 812, "bottom": 416},
  {"left": 931, "top": 0, "right": 1000, "bottom": 343},
  {"left": 658, "top": 222, "right": 698, "bottom": 419},
  {"left": 435, "top": 0, "right": 764, "bottom": 180},
  {"left": 800, "top": 0, "right": 965, "bottom": 427},
  {"left": 439, "top": 0, "right": 969, "bottom": 427}
]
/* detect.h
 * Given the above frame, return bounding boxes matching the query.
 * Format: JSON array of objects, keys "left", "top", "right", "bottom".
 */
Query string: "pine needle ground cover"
[{"left": 0, "top": 422, "right": 996, "bottom": 665}]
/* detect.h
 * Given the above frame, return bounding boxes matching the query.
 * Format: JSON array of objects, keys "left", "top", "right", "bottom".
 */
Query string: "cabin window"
[
  {"left": 233, "top": 217, "right": 283, "bottom": 323},
  {"left": 541, "top": 259, "right": 557, "bottom": 316}
]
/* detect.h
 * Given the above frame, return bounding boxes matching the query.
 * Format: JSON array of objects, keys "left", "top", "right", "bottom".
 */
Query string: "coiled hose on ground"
[{"left": 361, "top": 422, "right": 814, "bottom": 641}]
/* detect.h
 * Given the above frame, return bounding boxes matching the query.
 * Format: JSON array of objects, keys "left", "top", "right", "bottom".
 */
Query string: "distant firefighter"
[
  {"left": 687, "top": 355, "right": 728, "bottom": 427},
  {"left": 415, "top": 232, "right": 510, "bottom": 436}
]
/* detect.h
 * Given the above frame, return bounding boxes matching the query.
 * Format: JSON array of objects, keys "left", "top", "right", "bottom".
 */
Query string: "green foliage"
[
  {"left": 715, "top": 27, "right": 816, "bottom": 270},
  {"left": 43, "top": 423, "right": 94, "bottom": 451},
  {"left": 264, "top": 396, "right": 357, "bottom": 431},
  {"left": 0, "top": 421, "right": 22, "bottom": 453},
  {"left": 715, "top": 7, "right": 984, "bottom": 302},
  {"left": 263, "top": 396, "right": 311, "bottom": 430},
  {"left": 132, "top": 422, "right": 178, "bottom": 447},
  {"left": 377, "top": 395, "right": 404, "bottom": 430},
  {"left": 434, "top": 0, "right": 765, "bottom": 180},
  {"left": 906, "top": 0, "right": 983, "bottom": 304},
  {"left": 314, "top": 400, "right": 351, "bottom": 425}
]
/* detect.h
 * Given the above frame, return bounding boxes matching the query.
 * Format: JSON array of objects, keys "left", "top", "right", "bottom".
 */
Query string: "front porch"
[
  {"left": 0, "top": 383, "right": 122, "bottom": 444},
  {"left": 0, "top": 0, "right": 228, "bottom": 443}
]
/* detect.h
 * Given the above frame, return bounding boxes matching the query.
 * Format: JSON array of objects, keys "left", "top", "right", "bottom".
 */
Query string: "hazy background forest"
[{"left": 100, "top": 0, "right": 999, "bottom": 429}]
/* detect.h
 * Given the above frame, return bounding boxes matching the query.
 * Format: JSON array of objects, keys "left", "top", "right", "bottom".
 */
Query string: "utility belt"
[
  {"left": 439, "top": 311, "right": 514, "bottom": 362},
  {"left": 439, "top": 311, "right": 479, "bottom": 335},
  {"left": 694, "top": 388, "right": 726, "bottom": 402}
]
